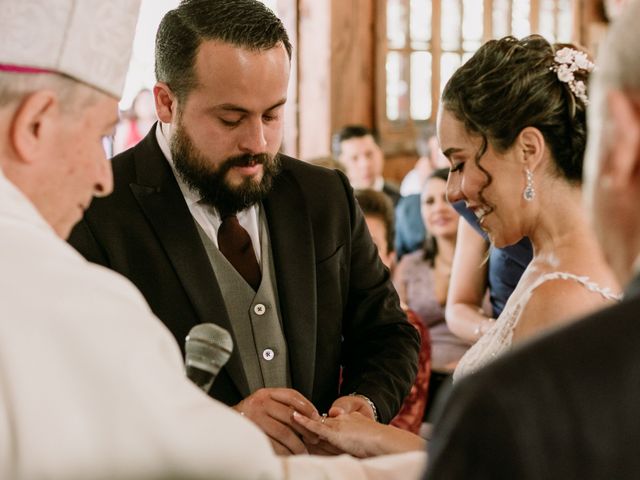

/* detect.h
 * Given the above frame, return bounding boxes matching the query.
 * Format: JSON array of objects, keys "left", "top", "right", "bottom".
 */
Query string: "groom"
[{"left": 426, "top": 1, "right": 640, "bottom": 478}]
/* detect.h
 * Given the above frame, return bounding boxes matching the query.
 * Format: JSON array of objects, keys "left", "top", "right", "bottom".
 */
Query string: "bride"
[
  {"left": 293, "top": 34, "right": 621, "bottom": 458},
  {"left": 441, "top": 36, "right": 621, "bottom": 380}
]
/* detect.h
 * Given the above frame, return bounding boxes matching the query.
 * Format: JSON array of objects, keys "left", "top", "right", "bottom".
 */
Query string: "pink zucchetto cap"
[{"left": 0, "top": 0, "right": 141, "bottom": 99}]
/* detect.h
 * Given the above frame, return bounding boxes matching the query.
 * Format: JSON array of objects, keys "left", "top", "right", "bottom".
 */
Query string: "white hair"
[
  {"left": 593, "top": 0, "right": 640, "bottom": 91},
  {"left": 0, "top": 72, "right": 97, "bottom": 112},
  {"left": 583, "top": 0, "right": 640, "bottom": 217}
]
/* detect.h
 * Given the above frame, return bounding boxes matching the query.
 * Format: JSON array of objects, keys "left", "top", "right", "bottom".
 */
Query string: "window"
[
  {"left": 377, "top": 0, "right": 575, "bottom": 151},
  {"left": 259, "top": 0, "right": 278, "bottom": 13}
]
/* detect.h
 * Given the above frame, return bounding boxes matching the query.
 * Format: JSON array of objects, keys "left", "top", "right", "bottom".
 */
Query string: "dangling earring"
[{"left": 523, "top": 168, "right": 535, "bottom": 202}]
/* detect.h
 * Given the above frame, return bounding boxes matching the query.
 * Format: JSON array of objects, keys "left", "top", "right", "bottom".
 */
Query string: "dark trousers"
[{"left": 424, "top": 370, "right": 453, "bottom": 422}]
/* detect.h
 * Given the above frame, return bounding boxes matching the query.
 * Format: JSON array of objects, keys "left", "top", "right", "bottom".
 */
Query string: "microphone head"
[{"left": 185, "top": 323, "right": 233, "bottom": 382}]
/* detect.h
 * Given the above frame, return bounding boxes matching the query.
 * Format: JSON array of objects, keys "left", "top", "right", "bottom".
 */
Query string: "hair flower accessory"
[{"left": 549, "top": 47, "right": 595, "bottom": 105}]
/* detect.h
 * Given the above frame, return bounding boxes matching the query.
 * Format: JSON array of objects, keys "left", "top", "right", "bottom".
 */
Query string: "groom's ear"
[{"left": 154, "top": 82, "right": 176, "bottom": 124}]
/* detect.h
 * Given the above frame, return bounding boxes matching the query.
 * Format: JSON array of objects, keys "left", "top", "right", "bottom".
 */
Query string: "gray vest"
[{"left": 196, "top": 209, "right": 291, "bottom": 393}]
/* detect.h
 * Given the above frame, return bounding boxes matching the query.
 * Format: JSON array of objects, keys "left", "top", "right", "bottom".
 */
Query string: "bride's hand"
[{"left": 292, "top": 410, "right": 425, "bottom": 458}]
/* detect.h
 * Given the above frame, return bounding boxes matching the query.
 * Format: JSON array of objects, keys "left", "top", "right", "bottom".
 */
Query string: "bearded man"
[{"left": 69, "top": 0, "right": 419, "bottom": 457}]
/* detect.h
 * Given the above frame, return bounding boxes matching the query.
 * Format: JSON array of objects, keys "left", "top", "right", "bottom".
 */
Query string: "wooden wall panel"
[
  {"left": 297, "top": 0, "right": 376, "bottom": 160},
  {"left": 331, "top": 0, "right": 376, "bottom": 131},
  {"left": 297, "top": 0, "right": 332, "bottom": 160},
  {"left": 277, "top": 0, "right": 299, "bottom": 157}
]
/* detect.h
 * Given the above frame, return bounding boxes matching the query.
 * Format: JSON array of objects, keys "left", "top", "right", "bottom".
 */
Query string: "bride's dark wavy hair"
[{"left": 441, "top": 35, "right": 592, "bottom": 214}]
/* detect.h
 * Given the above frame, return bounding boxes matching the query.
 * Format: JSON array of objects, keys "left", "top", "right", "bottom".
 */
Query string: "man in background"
[
  {"left": 69, "top": 0, "right": 419, "bottom": 456},
  {"left": 333, "top": 124, "right": 401, "bottom": 205},
  {"left": 426, "top": 2, "right": 640, "bottom": 477}
]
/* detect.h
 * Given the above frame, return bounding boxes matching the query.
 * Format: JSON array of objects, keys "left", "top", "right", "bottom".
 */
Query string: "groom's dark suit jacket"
[
  {"left": 425, "top": 274, "right": 640, "bottom": 479},
  {"left": 69, "top": 129, "right": 419, "bottom": 422}
]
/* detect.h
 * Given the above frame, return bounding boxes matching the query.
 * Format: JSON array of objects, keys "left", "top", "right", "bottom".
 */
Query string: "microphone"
[{"left": 185, "top": 323, "right": 233, "bottom": 393}]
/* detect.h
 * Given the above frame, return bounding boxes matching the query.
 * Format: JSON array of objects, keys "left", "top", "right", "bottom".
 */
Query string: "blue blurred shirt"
[{"left": 453, "top": 202, "right": 533, "bottom": 317}]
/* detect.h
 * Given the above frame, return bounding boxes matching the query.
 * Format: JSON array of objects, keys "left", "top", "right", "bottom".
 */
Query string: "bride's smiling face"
[{"left": 438, "top": 108, "right": 527, "bottom": 248}]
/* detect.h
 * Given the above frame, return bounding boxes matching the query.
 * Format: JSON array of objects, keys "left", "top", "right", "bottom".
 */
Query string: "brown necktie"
[{"left": 217, "top": 214, "right": 261, "bottom": 291}]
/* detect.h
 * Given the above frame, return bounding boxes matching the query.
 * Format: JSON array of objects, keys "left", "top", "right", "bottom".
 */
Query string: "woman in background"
[
  {"left": 113, "top": 88, "right": 157, "bottom": 154},
  {"left": 394, "top": 167, "right": 465, "bottom": 419}
]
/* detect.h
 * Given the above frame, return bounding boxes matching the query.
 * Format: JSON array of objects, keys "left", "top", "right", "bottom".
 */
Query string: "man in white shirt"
[{"left": 0, "top": 0, "right": 427, "bottom": 478}]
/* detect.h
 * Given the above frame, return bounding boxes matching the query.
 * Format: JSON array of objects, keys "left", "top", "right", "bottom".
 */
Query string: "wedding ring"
[{"left": 321, "top": 413, "right": 327, "bottom": 424}]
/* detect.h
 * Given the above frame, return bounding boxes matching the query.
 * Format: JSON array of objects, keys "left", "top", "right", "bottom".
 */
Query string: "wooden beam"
[
  {"left": 297, "top": 0, "right": 332, "bottom": 159},
  {"left": 277, "top": 0, "right": 299, "bottom": 157},
  {"left": 331, "top": 0, "right": 376, "bottom": 131}
]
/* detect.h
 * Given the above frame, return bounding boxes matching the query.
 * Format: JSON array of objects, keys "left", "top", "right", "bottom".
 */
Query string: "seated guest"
[
  {"left": 400, "top": 124, "right": 448, "bottom": 196},
  {"left": 394, "top": 193, "right": 425, "bottom": 259},
  {"left": 396, "top": 126, "right": 449, "bottom": 259},
  {"left": 355, "top": 189, "right": 431, "bottom": 434},
  {"left": 394, "top": 168, "right": 468, "bottom": 418},
  {"left": 333, "top": 125, "right": 401, "bottom": 205},
  {"left": 445, "top": 206, "right": 532, "bottom": 344},
  {"left": 112, "top": 88, "right": 156, "bottom": 154}
]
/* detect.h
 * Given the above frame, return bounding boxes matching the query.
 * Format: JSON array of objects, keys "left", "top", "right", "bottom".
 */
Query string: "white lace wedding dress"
[{"left": 453, "top": 271, "right": 621, "bottom": 382}]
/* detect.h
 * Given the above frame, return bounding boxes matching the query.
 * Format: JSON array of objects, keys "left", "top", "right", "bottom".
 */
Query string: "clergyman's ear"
[
  {"left": 602, "top": 90, "right": 640, "bottom": 191},
  {"left": 10, "top": 90, "right": 58, "bottom": 164}
]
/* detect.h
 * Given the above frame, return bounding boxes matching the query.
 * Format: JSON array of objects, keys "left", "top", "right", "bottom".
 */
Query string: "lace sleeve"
[{"left": 453, "top": 271, "right": 621, "bottom": 381}]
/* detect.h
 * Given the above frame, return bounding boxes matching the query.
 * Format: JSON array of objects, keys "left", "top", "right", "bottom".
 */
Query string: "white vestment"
[{"left": 0, "top": 170, "right": 426, "bottom": 480}]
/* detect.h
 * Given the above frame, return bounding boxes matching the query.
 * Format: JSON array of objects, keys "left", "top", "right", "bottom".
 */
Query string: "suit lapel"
[
  {"left": 128, "top": 129, "right": 250, "bottom": 397},
  {"left": 263, "top": 163, "right": 317, "bottom": 399}
]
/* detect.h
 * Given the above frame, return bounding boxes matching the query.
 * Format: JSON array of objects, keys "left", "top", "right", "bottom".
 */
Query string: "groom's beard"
[{"left": 171, "top": 121, "right": 281, "bottom": 215}]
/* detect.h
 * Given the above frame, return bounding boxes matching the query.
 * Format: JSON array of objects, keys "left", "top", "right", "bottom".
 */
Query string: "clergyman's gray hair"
[
  {"left": 592, "top": 0, "right": 640, "bottom": 91},
  {"left": 0, "top": 72, "right": 97, "bottom": 112},
  {"left": 583, "top": 0, "right": 640, "bottom": 192}
]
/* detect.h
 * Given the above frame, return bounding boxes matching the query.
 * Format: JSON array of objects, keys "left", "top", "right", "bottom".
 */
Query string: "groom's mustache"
[{"left": 222, "top": 153, "right": 272, "bottom": 170}]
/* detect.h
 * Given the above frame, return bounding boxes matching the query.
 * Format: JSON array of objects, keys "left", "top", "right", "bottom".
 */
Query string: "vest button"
[
  {"left": 254, "top": 303, "right": 266, "bottom": 315},
  {"left": 262, "top": 348, "right": 275, "bottom": 361}
]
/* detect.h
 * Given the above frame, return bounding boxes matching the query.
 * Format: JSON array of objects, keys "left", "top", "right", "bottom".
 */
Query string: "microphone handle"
[{"left": 186, "top": 365, "right": 215, "bottom": 393}]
